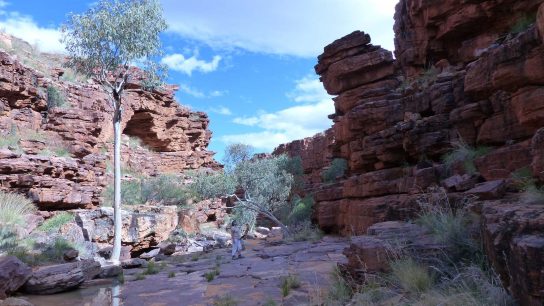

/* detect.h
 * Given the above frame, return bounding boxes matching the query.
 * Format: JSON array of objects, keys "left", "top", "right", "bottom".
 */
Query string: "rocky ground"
[
  {"left": 119, "top": 236, "right": 348, "bottom": 306},
  {"left": 8, "top": 236, "right": 348, "bottom": 306}
]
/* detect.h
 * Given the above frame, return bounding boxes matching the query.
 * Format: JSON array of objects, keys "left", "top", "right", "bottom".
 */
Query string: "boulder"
[
  {"left": 343, "top": 221, "right": 444, "bottom": 278},
  {"left": 158, "top": 242, "right": 176, "bottom": 256},
  {"left": 481, "top": 201, "right": 544, "bottom": 305},
  {"left": 139, "top": 248, "right": 160, "bottom": 260},
  {"left": 23, "top": 262, "right": 85, "bottom": 294},
  {"left": 63, "top": 249, "right": 79, "bottom": 262},
  {"left": 0, "top": 256, "right": 32, "bottom": 299},
  {"left": 466, "top": 180, "right": 506, "bottom": 200},
  {"left": 98, "top": 264, "right": 123, "bottom": 279},
  {"left": 76, "top": 206, "right": 178, "bottom": 255},
  {"left": 78, "top": 259, "right": 101, "bottom": 281}
]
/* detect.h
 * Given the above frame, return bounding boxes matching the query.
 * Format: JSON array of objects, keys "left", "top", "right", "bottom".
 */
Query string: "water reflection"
[{"left": 24, "top": 281, "right": 122, "bottom": 306}]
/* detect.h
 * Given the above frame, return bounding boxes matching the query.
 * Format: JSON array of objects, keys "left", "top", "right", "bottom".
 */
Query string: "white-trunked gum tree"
[{"left": 61, "top": 0, "right": 167, "bottom": 265}]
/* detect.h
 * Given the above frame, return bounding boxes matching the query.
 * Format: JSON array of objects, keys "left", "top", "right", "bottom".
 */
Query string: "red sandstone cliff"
[
  {"left": 0, "top": 36, "right": 219, "bottom": 210},
  {"left": 275, "top": 1, "right": 544, "bottom": 303}
]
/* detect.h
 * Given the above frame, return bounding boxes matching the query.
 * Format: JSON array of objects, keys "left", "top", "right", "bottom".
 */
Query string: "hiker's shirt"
[{"left": 231, "top": 226, "right": 242, "bottom": 240}]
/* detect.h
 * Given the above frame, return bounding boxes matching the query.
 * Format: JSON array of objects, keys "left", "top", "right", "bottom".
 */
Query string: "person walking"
[{"left": 230, "top": 220, "right": 243, "bottom": 260}]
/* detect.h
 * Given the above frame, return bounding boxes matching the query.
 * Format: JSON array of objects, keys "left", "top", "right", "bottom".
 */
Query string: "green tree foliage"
[
  {"left": 61, "top": 0, "right": 167, "bottom": 264},
  {"left": 222, "top": 143, "right": 254, "bottom": 172},
  {"left": 191, "top": 154, "right": 294, "bottom": 234}
]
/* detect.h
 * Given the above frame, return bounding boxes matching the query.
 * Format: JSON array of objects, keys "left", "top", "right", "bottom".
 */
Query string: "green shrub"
[
  {"left": 0, "top": 133, "right": 20, "bottom": 150},
  {"left": 510, "top": 14, "right": 537, "bottom": 34},
  {"left": 38, "top": 212, "right": 74, "bottom": 232},
  {"left": 262, "top": 299, "right": 277, "bottom": 306},
  {"left": 0, "top": 227, "right": 18, "bottom": 254},
  {"left": 47, "top": 85, "right": 68, "bottom": 109},
  {"left": 442, "top": 140, "right": 491, "bottom": 175},
  {"left": 511, "top": 166, "right": 536, "bottom": 191},
  {"left": 204, "top": 270, "right": 217, "bottom": 282},
  {"left": 280, "top": 274, "right": 301, "bottom": 297},
  {"left": 102, "top": 180, "right": 144, "bottom": 206},
  {"left": 416, "top": 188, "right": 480, "bottom": 263},
  {"left": 322, "top": 158, "right": 348, "bottom": 183},
  {"left": 60, "top": 68, "right": 88, "bottom": 83},
  {"left": 521, "top": 185, "right": 544, "bottom": 205},
  {"left": 390, "top": 258, "right": 433, "bottom": 294},
  {"left": 0, "top": 191, "right": 37, "bottom": 226},
  {"left": 212, "top": 295, "right": 238, "bottom": 306},
  {"left": 325, "top": 268, "right": 353, "bottom": 305},
  {"left": 287, "top": 221, "right": 323, "bottom": 242},
  {"left": 134, "top": 273, "right": 146, "bottom": 281},
  {"left": 286, "top": 196, "right": 314, "bottom": 225},
  {"left": 141, "top": 174, "right": 191, "bottom": 206},
  {"left": 40, "top": 147, "right": 72, "bottom": 157},
  {"left": 144, "top": 260, "right": 160, "bottom": 275},
  {"left": 168, "top": 271, "right": 175, "bottom": 278}
]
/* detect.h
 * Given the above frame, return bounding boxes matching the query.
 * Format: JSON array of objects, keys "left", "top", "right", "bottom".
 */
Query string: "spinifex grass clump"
[
  {"left": 0, "top": 191, "right": 37, "bottom": 226},
  {"left": 280, "top": 274, "right": 301, "bottom": 297},
  {"left": 38, "top": 212, "right": 74, "bottom": 232},
  {"left": 442, "top": 140, "right": 491, "bottom": 175},
  {"left": 318, "top": 188, "right": 514, "bottom": 305}
]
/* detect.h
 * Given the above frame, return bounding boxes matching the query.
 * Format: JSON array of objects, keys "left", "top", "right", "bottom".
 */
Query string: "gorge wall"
[
  {"left": 274, "top": 1, "right": 544, "bottom": 304},
  {"left": 0, "top": 35, "right": 219, "bottom": 210}
]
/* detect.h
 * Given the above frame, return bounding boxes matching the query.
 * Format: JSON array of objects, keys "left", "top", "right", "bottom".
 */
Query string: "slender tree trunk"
[
  {"left": 111, "top": 97, "right": 122, "bottom": 265},
  {"left": 262, "top": 211, "right": 290, "bottom": 236}
]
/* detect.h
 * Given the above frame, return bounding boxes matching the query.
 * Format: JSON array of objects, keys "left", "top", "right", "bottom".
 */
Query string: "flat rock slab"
[
  {"left": 119, "top": 237, "right": 349, "bottom": 305},
  {"left": 23, "top": 262, "right": 85, "bottom": 295}
]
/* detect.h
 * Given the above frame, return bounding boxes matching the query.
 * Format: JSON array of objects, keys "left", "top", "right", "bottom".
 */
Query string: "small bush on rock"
[
  {"left": 46, "top": 85, "right": 68, "bottom": 109},
  {"left": 442, "top": 140, "right": 491, "bottom": 175},
  {"left": 280, "top": 274, "right": 301, "bottom": 297},
  {"left": 38, "top": 212, "right": 73, "bottom": 232},
  {"left": 321, "top": 158, "right": 348, "bottom": 183}
]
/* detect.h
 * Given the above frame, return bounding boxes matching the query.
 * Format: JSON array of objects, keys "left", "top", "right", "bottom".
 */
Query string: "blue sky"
[{"left": 0, "top": 0, "right": 397, "bottom": 160}]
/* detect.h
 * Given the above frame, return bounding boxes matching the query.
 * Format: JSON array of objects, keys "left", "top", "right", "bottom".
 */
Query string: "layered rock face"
[
  {"left": 0, "top": 46, "right": 218, "bottom": 209},
  {"left": 276, "top": 1, "right": 544, "bottom": 303}
]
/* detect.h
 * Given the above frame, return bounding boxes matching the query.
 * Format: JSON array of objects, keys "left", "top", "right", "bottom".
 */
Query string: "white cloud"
[
  {"left": 209, "top": 106, "right": 232, "bottom": 116},
  {"left": 161, "top": 0, "right": 397, "bottom": 57},
  {"left": 288, "top": 75, "right": 332, "bottom": 103},
  {"left": 177, "top": 84, "right": 227, "bottom": 100},
  {"left": 161, "top": 51, "right": 221, "bottom": 76},
  {"left": 222, "top": 75, "right": 334, "bottom": 151},
  {"left": 178, "top": 84, "right": 206, "bottom": 98},
  {"left": 0, "top": 12, "right": 64, "bottom": 53}
]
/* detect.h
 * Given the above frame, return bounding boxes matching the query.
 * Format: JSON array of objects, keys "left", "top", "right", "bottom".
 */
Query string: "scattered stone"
[
  {"left": 139, "top": 248, "right": 160, "bottom": 260},
  {"left": 63, "top": 249, "right": 79, "bottom": 262},
  {"left": 23, "top": 262, "right": 85, "bottom": 294},
  {"left": 0, "top": 256, "right": 32, "bottom": 299}
]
